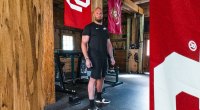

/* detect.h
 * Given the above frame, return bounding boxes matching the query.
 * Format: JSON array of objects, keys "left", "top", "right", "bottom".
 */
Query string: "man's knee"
[{"left": 89, "top": 77, "right": 97, "bottom": 85}]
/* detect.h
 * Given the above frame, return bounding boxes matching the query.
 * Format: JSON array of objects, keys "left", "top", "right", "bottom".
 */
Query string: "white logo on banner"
[
  {"left": 188, "top": 40, "right": 197, "bottom": 51},
  {"left": 66, "top": 0, "right": 90, "bottom": 12},
  {"left": 154, "top": 52, "right": 200, "bottom": 110}
]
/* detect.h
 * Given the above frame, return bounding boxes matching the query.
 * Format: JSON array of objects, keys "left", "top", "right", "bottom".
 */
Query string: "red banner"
[
  {"left": 151, "top": 0, "right": 200, "bottom": 110},
  {"left": 64, "top": 0, "right": 91, "bottom": 29},
  {"left": 108, "top": 0, "right": 122, "bottom": 34}
]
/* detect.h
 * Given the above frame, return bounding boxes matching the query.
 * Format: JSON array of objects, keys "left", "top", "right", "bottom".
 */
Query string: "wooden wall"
[
  {"left": 142, "top": 33, "right": 150, "bottom": 72},
  {"left": 139, "top": 3, "right": 150, "bottom": 72},
  {"left": 53, "top": 6, "right": 82, "bottom": 50},
  {"left": 0, "top": 0, "right": 55, "bottom": 110},
  {"left": 128, "top": 49, "right": 138, "bottom": 72},
  {"left": 54, "top": 28, "right": 81, "bottom": 50},
  {"left": 114, "top": 50, "right": 127, "bottom": 72}
]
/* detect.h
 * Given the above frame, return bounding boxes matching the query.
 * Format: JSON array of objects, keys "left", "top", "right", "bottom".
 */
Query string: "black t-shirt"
[{"left": 82, "top": 22, "right": 109, "bottom": 58}]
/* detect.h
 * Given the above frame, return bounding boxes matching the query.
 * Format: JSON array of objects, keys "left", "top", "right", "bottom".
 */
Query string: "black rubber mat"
[{"left": 45, "top": 73, "right": 149, "bottom": 110}]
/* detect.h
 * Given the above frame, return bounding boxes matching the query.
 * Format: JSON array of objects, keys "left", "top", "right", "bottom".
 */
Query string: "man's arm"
[
  {"left": 107, "top": 39, "right": 115, "bottom": 65},
  {"left": 81, "top": 35, "right": 92, "bottom": 68},
  {"left": 81, "top": 35, "right": 89, "bottom": 59}
]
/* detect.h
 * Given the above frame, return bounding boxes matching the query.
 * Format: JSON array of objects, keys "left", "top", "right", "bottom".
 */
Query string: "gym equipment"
[
  {"left": 69, "top": 95, "right": 80, "bottom": 105},
  {"left": 79, "top": 58, "right": 90, "bottom": 80},
  {"left": 54, "top": 49, "right": 82, "bottom": 105},
  {"left": 103, "top": 66, "right": 123, "bottom": 92},
  {"left": 105, "top": 67, "right": 123, "bottom": 86}
]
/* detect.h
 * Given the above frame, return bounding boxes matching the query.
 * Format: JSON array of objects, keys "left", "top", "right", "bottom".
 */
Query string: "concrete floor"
[{"left": 45, "top": 73, "right": 149, "bottom": 110}]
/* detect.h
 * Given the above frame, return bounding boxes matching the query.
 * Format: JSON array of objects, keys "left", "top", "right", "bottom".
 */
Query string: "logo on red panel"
[
  {"left": 66, "top": 0, "right": 90, "bottom": 12},
  {"left": 188, "top": 40, "right": 197, "bottom": 51}
]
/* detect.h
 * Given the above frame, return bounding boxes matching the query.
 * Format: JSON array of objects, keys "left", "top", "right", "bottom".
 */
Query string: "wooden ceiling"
[{"left": 131, "top": 0, "right": 149, "bottom": 4}]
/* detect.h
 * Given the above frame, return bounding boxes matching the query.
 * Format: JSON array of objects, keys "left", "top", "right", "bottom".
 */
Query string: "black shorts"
[{"left": 88, "top": 57, "right": 108, "bottom": 79}]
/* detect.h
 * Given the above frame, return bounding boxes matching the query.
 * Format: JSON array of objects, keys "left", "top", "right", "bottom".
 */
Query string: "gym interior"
[
  {"left": 0, "top": 0, "right": 149, "bottom": 110},
  {"left": 50, "top": 0, "right": 149, "bottom": 109}
]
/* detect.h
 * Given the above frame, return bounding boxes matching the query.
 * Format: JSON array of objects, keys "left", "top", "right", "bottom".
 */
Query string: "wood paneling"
[
  {"left": 131, "top": 16, "right": 137, "bottom": 44},
  {"left": 60, "top": 58, "right": 79, "bottom": 73},
  {"left": 143, "top": 33, "right": 149, "bottom": 72},
  {"left": 53, "top": 7, "right": 82, "bottom": 50},
  {"left": 0, "top": 0, "right": 55, "bottom": 110},
  {"left": 115, "top": 50, "right": 127, "bottom": 72},
  {"left": 128, "top": 49, "right": 138, "bottom": 72}
]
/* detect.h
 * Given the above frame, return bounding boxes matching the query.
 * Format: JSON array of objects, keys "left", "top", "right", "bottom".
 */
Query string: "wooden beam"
[
  {"left": 126, "top": 17, "right": 131, "bottom": 72},
  {"left": 131, "top": 16, "right": 137, "bottom": 44},
  {"left": 138, "top": 14, "right": 144, "bottom": 73},
  {"left": 0, "top": 0, "right": 55, "bottom": 110},
  {"left": 134, "top": 0, "right": 149, "bottom": 5},
  {"left": 123, "top": 0, "right": 144, "bottom": 14}
]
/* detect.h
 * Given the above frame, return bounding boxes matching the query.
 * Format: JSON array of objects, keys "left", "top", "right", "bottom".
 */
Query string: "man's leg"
[
  {"left": 88, "top": 77, "right": 96, "bottom": 108},
  {"left": 96, "top": 78, "right": 104, "bottom": 101},
  {"left": 96, "top": 78, "right": 104, "bottom": 93},
  {"left": 96, "top": 77, "right": 110, "bottom": 104}
]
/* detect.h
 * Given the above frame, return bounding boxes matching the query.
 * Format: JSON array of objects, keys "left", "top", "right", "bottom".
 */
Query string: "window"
[
  {"left": 62, "top": 35, "right": 73, "bottom": 50},
  {"left": 147, "top": 39, "right": 150, "bottom": 56}
]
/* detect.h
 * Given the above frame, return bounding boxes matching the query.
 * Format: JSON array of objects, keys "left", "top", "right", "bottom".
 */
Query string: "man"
[{"left": 81, "top": 7, "right": 115, "bottom": 110}]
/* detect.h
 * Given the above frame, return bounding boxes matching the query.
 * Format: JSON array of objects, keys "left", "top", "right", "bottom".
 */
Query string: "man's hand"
[
  {"left": 110, "top": 57, "right": 115, "bottom": 66},
  {"left": 86, "top": 59, "right": 93, "bottom": 68}
]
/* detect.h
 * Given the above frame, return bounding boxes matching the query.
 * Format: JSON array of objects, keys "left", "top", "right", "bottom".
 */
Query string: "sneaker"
[
  {"left": 88, "top": 105, "right": 101, "bottom": 110},
  {"left": 95, "top": 98, "right": 111, "bottom": 104}
]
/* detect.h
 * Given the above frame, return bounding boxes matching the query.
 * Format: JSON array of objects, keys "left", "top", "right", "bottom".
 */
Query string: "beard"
[{"left": 95, "top": 18, "right": 102, "bottom": 23}]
